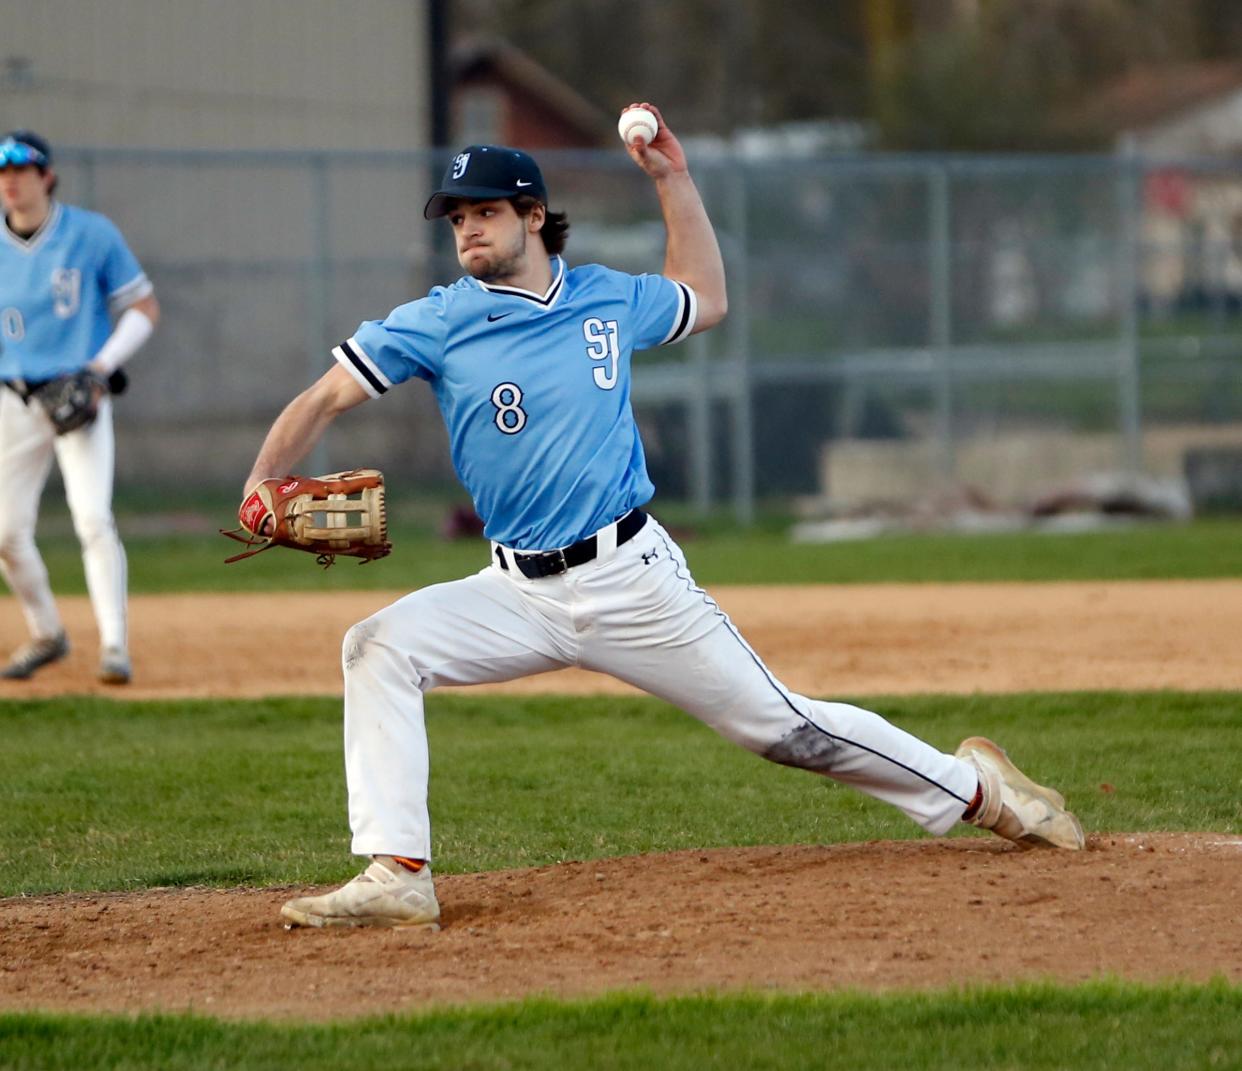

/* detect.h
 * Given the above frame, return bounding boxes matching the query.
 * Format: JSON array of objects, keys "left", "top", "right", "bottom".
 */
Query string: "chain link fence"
[{"left": 52, "top": 146, "right": 1242, "bottom": 519}]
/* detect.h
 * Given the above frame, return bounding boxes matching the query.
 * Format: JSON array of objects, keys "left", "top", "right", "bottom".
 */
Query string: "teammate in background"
[
  {"left": 0, "top": 131, "right": 160, "bottom": 684},
  {"left": 242, "top": 103, "right": 1084, "bottom": 930}
]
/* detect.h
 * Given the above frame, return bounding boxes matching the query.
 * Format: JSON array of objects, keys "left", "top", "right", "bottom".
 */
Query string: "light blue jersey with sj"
[
  {"left": 0, "top": 202, "right": 152, "bottom": 381},
  {"left": 333, "top": 256, "right": 697, "bottom": 550}
]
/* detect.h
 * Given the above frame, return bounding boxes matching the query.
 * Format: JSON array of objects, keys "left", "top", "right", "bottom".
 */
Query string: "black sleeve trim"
[
  {"left": 660, "top": 281, "right": 698, "bottom": 346},
  {"left": 335, "top": 339, "right": 387, "bottom": 395}
]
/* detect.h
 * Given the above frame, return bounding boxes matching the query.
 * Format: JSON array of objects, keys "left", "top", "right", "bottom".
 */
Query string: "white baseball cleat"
[
  {"left": 956, "top": 736, "right": 1085, "bottom": 850},
  {"left": 98, "top": 646, "right": 132, "bottom": 685},
  {"left": 281, "top": 857, "right": 441, "bottom": 929},
  {"left": 1, "top": 631, "right": 69, "bottom": 680}
]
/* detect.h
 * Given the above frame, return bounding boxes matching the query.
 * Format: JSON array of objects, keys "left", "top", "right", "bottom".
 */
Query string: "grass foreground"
[{"left": 2, "top": 983, "right": 1240, "bottom": 1070}]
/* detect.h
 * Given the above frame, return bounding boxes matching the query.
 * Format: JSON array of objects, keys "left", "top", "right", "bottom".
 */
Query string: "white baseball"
[{"left": 618, "top": 107, "right": 658, "bottom": 147}]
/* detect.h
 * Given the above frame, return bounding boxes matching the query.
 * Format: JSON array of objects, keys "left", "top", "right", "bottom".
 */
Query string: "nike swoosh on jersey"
[{"left": 487, "top": 312, "right": 513, "bottom": 322}]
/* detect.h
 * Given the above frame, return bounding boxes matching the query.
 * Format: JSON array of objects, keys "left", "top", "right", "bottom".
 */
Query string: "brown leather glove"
[{"left": 221, "top": 468, "right": 392, "bottom": 567}]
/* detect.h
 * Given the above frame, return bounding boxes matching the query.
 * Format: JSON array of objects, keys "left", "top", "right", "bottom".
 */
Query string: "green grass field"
[
  {"left": 4, "top": 984, "right": 1240, "bottom": 1071},
  {"left": 27, "top": 508, "right": 1242, "bottom": 592},
  {"left": 2, "top": 515, "right": 1240, "bottom": 1069}
]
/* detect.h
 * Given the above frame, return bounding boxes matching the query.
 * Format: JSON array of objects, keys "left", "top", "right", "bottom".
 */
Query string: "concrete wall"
[
  {"left": 0, "top": 0, "right": 429, "bottom": 149},
  {"left": 820, "top": 424, "right": 1242, "bottom": 508}
]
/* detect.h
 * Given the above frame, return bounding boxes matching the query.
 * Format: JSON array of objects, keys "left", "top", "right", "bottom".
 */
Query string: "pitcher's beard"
[
  {"left": 462, "top": 228, "right": 528, "bottom": 283},
  {"left": 469, "top": 249, "right": 524, "bottom": 283}
]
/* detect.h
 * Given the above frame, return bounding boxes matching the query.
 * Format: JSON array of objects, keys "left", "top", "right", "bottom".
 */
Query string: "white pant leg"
[
  {"left": 343, "top": 567, "right": 577, "bottom": 860},
  {"left": 571, "top": 519, "right": 977, "bottom": 835},
  {"left": 54, "top": 398, "right": 127, "bottom": 651},
  {"left": 0, "top": 389, "right": 62, "bottom": 640}
]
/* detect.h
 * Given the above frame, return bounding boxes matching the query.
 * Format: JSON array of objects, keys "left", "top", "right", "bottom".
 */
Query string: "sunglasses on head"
[{"left": 0, "top": 140, "right": 48, "bottom": 170}]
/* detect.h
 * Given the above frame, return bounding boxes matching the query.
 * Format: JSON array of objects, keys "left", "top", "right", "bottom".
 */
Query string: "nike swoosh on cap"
[{"left": 516, "top": 180, "right": 532, "bottom": 187}]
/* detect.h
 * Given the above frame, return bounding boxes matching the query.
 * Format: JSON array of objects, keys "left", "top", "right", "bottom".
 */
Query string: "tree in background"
[
  {"left": 454, "top": 0, "right": 872, "bottom": 133},
  {"left": 454, "top": 0, "right": 1242, "bottom": 150},
  {"left": 873, "top": 0, "right": 1203, "bottom": 150}
]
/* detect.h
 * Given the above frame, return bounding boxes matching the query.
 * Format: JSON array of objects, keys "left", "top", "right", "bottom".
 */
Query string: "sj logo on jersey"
[
  {"left": 582, "top": 318, "right": 619, "bottom": 390},
  {"left": 51, "top": 268, "right": 81, "bottom": 318}
]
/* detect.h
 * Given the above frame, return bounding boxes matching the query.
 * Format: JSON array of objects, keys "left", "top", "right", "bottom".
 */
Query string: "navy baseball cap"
[
  {"left": 423, "top": 145, "right": 547, "bottom": 220},
  {"left": 0, "top": 130, "right": 52, "bottom": 170}
]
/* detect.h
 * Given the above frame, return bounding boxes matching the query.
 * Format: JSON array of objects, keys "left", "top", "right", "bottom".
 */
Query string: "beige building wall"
[{"left": 0, "top": 0, "right": 429, "bottom": 149}]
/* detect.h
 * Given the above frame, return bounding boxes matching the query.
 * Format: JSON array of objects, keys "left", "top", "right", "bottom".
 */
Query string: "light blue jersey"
[
  {"left": 0, "top": 202, "right": 152, "bottom": 382},
  {"left": 333, "top": 256, "right": 697, "bottom": 550}
]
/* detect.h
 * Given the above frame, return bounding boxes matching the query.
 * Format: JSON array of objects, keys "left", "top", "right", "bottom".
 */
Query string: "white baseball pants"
[
  {"left": 342, "top": 515, "right": 977, "bottom": 861},
  {"left": 0, "top": 388, "right": 128, "bottom": 650}
]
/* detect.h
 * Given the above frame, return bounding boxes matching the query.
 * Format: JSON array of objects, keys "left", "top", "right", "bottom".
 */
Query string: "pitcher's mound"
[{"left": 2, "top": 833, "right": 1239, "bottom": 1020}]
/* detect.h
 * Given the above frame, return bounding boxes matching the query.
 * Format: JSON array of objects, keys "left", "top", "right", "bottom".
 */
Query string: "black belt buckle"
[
  {"left": 507, "top": 510, "right": 645, "bottom": 579},
  {"left": 517, "top": 548, "right": 568, "bottom": 579}
]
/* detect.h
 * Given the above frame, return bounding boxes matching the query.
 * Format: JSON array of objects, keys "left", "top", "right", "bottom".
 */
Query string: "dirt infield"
[
  {"left": 1, "top": 581, "right": 1240, "bottom": 1020},
  {"left": 2, "top": 579, "right": 1242, "bottom": 699}
]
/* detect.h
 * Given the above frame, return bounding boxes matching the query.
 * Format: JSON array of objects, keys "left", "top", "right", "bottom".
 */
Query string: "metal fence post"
[
  {"left": 687, "top": 331, "right": 713, "bottom": 513},
  {"left": 728, "top": 165, "right": 755, "bottom": 525},
  {"left": 929, "top": 162, "right": 956, "bottom": 488},
  {"left": 1115, "top": 149, "right": 1144, "bottom": 474}
]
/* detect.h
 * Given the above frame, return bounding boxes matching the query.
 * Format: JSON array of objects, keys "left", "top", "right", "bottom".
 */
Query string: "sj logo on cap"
[{"left": 451, "top": 152, "right": 471, "bottom": 180}]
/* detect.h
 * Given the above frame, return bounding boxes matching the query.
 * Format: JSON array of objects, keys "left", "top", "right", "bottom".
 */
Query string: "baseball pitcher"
[
  {"left": 0, "top": 131, "right": 160, "bottom": 684},
  {"left": 238, "top": 104, "right": 1084, "bottom": 930}
]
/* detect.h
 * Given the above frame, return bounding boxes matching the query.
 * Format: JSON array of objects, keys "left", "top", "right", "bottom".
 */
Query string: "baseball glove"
[
  {"left": 31, "top": 371, "right": 107, "bottom": 435},
  {"left": 220, "top": 468, "right": 393, "bottom": 567}
]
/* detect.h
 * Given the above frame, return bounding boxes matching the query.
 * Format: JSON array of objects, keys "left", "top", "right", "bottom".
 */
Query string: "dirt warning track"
[{"left": 2, "top": 580, "right": 1240, "bottom": 699}]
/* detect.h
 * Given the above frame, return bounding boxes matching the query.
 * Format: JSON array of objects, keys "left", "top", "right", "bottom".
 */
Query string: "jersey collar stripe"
[
  {"left": 2, "top": 201, "right": 61, "bottom": 254},
  {"left": 475, "top": 256, "right": 565, "bottom": 307},
  {"left": 659, "top": 281, "right": 697, "bottom": 346},
  {"left": 333, "top": 338, "right": 389, "bottom": 396}
]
